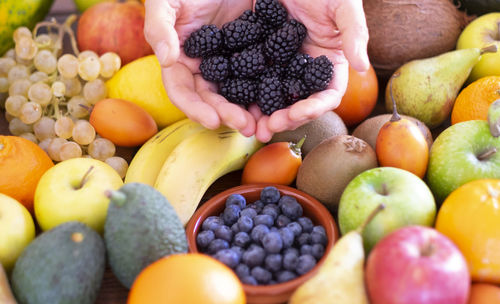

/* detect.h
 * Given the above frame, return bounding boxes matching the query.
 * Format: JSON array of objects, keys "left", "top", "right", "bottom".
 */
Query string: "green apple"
[
  {"left": 34, "top": 158, "right": 123, "bottom": 233},
  {"left": 456, "top": 13, "right": 500, "bottom": 83},
  {"left": 0, "top": 193, "right": 35, "bottom": 272},
  {"left": 427, "top": 120, "right": 500, "bottom": 203},
  {"left": 338, "top": 167, "right": 436, "bottom": 252},
  {"left": 73, "top": 0, "right": 111, "bottom": 12}
]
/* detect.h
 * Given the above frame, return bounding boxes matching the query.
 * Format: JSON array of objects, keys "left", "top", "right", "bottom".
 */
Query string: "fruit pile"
[
  {"left": 197, "top": 186, "right": 327, "bottom": 285},
  {"left": 184, "top": 1, "right": 333, "bottom": 115}
]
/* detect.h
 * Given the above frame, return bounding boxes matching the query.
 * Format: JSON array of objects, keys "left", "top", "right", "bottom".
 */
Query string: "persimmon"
[
  {"left": 89, "top": 98, "right": 158, "bottom": 147},
  {"left": 241, "top": 137, "right": 305, "bottom": 185},
  {"left": 376, "top": 75, "right": 429, "bottom": 178}
]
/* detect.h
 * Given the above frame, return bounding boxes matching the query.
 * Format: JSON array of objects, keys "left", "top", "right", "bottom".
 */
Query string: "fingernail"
[
  {"left": 356, "top": 43, "right": 370, "bottom": 71},
  {"left": 155, "top": 41, "right": 169, "bottom": 66}
]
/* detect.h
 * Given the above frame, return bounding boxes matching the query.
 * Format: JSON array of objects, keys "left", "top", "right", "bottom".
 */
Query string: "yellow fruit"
[
  {"left": 106, "top": 55, "right": 186, "bottom": 128},
  {"left": 0, "top": 193, "right": 35, "bottom": 272}
]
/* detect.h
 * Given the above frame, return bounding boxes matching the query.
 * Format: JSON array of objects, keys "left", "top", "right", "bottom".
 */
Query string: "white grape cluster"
[{"left": 0, "top": 25, "right": 128, "bottom": 178}]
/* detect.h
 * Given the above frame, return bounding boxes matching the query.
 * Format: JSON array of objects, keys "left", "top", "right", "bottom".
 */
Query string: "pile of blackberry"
[
  {"left": 183, "top": 0, "right": 334, "bottom": 115},
  {"left": 196, "top": 186, "right": 328, "bottom": 285}
]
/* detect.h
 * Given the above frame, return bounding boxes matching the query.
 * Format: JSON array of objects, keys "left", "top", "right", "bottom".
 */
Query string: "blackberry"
[
  {"left": 230, "top": 48, "right": 266, "bottom": 78},
  {"left": 255, "top": 0, "right": 288, "bottom": 28},
  {"left": 200, "top": 56, "right": 229, "bottom": 82},
  {"left": 282, "top": 78, "right": 309, "bottom": 105},
  {"left": 289, "top": 19, "right": 307, "bottom": 42},
  {"left": 303, "top": 55, "right": 334, "bottom": 92},
  {"left": 259, "top": 64, "right": 285, "bottom": 81},
  {"left": 220, "top": 78, "right": 258, "bottom": 106},
  {"left": 258, "top": 77, "right": 286, "bottom": 115},
  {"left": 237, "top": 10, "right": 259, "bottom": 23},
  {"left": 183, "top": 24, "right": 223, "bottom": 58},
  {"left": 222, "top": 20, "right": 263, "bottom": 51},
  {"left": 264, "top": 21, "right": 303, "bottom": 64},
  {"left": 285, "top": 53, "right": 313, "bottom": 78}
]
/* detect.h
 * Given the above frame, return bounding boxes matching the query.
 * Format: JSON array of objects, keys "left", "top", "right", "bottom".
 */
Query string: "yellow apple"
[
  {"left": 0, "top": 193, "right": 35, "bottom": 272},
  {"left": 34, "top": 158, "right": 123, "bottom": 233},
  {"left": 457, "top": 13, "right": 500, "bottom": 83}
]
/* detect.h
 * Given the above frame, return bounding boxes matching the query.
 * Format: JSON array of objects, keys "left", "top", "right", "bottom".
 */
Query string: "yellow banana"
[
  {"left": 124, "top": 119, "right": 205, "bottom": 186},
  {"left": 154, "top": 126, "right": 263, "bottom": 225}
]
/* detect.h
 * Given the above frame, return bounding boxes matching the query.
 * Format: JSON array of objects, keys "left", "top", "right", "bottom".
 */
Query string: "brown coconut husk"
[{"left": 364, "top": 0, "right": 474, "bottom": 79}]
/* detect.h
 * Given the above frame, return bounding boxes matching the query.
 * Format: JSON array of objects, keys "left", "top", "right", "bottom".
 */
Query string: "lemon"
[{"left": 106, "top": 55, "right": 186, "bottom": 128}]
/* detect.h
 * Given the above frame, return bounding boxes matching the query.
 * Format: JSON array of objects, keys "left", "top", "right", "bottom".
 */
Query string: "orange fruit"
[
  {"left": 334, "top": 64, "right": 379, "bottom": 126},
  {"left": 468, "top": 283, "right": 500, "bottom": 304},
  {"left": 128, "top": 253, "right": 246, "bottom": 304},
  {"left": 451, "top": 76, "right": 500, "bottom": 125},
  {"left": 435, "top": 179, "right": 500, "bottom": 284},
  {"left": 0, "top": 136, "right": 54, "bottom": 213}
]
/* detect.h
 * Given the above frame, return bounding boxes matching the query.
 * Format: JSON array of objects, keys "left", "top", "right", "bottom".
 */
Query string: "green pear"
[
  {"left": 488, "top": 99, "right": 500, "bottom": 137},
  {"left": 289, "top": 204, "right": 385, "bottom": 304},
  {"left": 385, "top": 45, "right": 497, "bottom": 129}
]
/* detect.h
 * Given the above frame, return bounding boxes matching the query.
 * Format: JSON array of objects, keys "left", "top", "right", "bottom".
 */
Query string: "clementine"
[
  {"left": 128, "top": 253, "right": 245, "bottom": 304},
  {"left": 334, "top": 64, "right": 378, "bottom": 126},
  {"left": 468, "top": 283, "right": 500, "bottom": 304},
  {"left": 435, "top": 179, "right": 500, "bottom": 284},
  {"left": 451, "top": 76, "right": 500, "bottom": 125},
  {"left": 0, "top": 136, "right": 53, "bottom": 213}
]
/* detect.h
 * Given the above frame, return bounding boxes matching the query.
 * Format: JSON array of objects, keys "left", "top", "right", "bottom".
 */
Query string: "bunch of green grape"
[{"left": 0, "top": 25, "right": 128, "bottom": 178}]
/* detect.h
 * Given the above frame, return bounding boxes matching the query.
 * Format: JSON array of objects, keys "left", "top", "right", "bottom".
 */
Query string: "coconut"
[{"left": 364, "top": 0, "right": 472, "bottom": 77}]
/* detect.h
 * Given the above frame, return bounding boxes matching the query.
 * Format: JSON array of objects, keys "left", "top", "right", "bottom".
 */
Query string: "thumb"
[{"left": 144, "top": 0, "right": 181, "bottom": 67}]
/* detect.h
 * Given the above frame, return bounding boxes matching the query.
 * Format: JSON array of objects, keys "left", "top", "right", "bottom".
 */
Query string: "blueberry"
[
  {"left": 214, "top": 225, "right": 233, "bottom": 242},
  {"left": 297, "top": 217, "right": 314, "bottom": 233},
  {"left": 283, "top": 250, "right": 299, "bottom": 270},
  {"left": 225, "top": 193, "right": 246, "bottom": 209},
  {"left": 286, "top": 222, "right": 303, "bottom": 237},
  {"left": 250, "top": 224, "right": 270, "bottom": 243},
  {"left": 237, "top": 215, "right": 254, "bottom": 233},
  {"left": 233, "top": 231, "right": 251, "bottom": 248},
  {"left": 208, "top": 239, "right": 229, "bottom": 254},
  {"left": 214, "top": 249, "right": 240, "bottom": 268},
  {"left": 196, "top": 230, "right": 215, "bottom": 248},
  {"left": 276, "top": 214, "right": 291, "bottom": 228},
  {"left": 261, "top": 204, "right": 279, "bottom": 220},
  {"left": 311, "top": 244, "right": 325, "bottom": 260},
  {"left": 235, "top": 263, "right": 250, "bottom": 278},
  {"left": 276, "top": 270, "right": 297, "bottom": 283},
  {"left": 202, "top": 215, "right": 223, "bottom": 231},
  {"left": 269, "top": 280, "right": 277, "bottom": 285},
  {"left": 254, "top": 214, "right": 274, "bottom": 227},
  {"left": 283, "top": 247, "right": 299, "bottom": 257},
  {"left": 279, "top": 227, "right": 294, "bottom": 249},
  {"left": 262, "top": 232, "right": 283, "bottom": 253},
  {"left": 296, "top": 233, "right": 311, "bottom": 246},
  {"left": 231, "top": 222, "right": 240, "bottom": 233},
  {"left": 240, "top": 207, "right": 258, "bottom": 219},
  {"left": 260, "top": 186, "right": 281, "bottom": 204},
  {"left": 270, "top": 227, "right": 279, "bottom": 233},
  {"left": 310, "top": 230, "right": 328, "bottom": 246},
  {"left": 223, "top": 205, "right": 241, "bottom": 225},
  {"left": 264, "top": 254, "right": 282, "bottom": 273},
  {"left": 279, "top": 196, "right": 303, "bottom": 220},
  {"left": 241, "top": 275, "right": 258, "bottom": 285},
  {"left": 242, "top": 245, "right": 266, "bottom": 267},
  {"left": 300, "top": 244, "right": 312, "bottom": 256},
  {"left": 231, "top": 246, "right": 244, "bottom": 260},
  {"left": 312, "top": 225, "right": 326, "bottom": 235},
  {"left": 251, "top": 266, "right": 272, "bottom": 284},
  {"left": 249, "top": 200, "right": 264, "bottom": 213},
  {"left": 297, "top": 254, "right": 316, "bottom": 275}
]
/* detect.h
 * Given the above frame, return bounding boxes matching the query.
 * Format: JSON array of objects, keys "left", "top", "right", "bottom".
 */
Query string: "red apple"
[
  {"left": 77, "top": 1, "right": 153, "bottom": 65},
  {"left": 365, "top": 226, "right": 470, "bottom": 304}
]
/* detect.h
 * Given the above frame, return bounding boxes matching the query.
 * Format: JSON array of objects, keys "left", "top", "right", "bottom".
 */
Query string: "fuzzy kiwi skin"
[
  {"left": 352, "top": 114, "right": 433, "bottom": 150},
  {"left": 269, "top": 111, "right": 348, "bottom": 156},
  {"left": 296, "top": 135, "right": 378, "bottom": 211}
]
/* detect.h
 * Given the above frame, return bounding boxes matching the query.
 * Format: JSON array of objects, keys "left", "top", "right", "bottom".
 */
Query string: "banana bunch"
[{"left": 125, "top": 119, "right": 263, "bottom": 225}]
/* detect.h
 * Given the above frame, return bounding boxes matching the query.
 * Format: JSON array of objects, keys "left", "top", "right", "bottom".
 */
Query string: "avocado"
[
  {"left": 11, "top": 221, "right": 105, "bottom": 304},
  {"left": 104, "top": 182, "right": 188, "bottom": 289}
]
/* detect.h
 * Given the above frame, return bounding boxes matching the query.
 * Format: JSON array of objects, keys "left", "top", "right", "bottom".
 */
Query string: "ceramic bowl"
[{"left": 185, "top": 184, "right": 339, "bottom": 304}]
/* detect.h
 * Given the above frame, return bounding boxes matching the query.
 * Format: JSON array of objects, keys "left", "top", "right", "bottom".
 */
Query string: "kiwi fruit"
[
  {"left": 269, "top": 111, "right": 348, "bottom": 156},
  {"left": 352, "top": 114, "right": 433, "bottom": 150},
  {"left": 296, "top": 134, "right": 378, "bottom": 211}
]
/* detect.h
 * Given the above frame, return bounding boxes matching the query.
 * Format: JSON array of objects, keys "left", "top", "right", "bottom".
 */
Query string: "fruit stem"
[
  {"left": 480, "top": 44, "right": 497, "bottom": 55},
  {"left": 389, "top": 73, "right": 401, "bottom": 122},
  {"left": 290, "top": 136, "right": 306, "bottom": 156},
  {"left": 76, "top": 166, "right": 94, "bottom": 189},
  {"left": 63, "top": 14, "right": 80, "bottom": 56},
  {"left": 357, "top": 203, "right": 385, "bottom": 234},
  {"left": 477, "top": 148, "right": 497, "bottom": 161},
  {"left": 71, "top": 232, "right": 84, "bottom": 243},
  {"left": 420, "top": 242, "right": 435, "bottom": 257},
  {"left": 105, "top": 190, "right": 127, "bottom": 206}
]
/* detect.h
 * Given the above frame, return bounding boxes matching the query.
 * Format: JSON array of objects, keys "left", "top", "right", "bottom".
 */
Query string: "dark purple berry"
[
  {"left": 286, "top": 222, "right": 302, "bottom": 237},
  {"left": 214, "top": 225, "right": 233, "bottom": 242},
  {"left": 276, "top": 270, "right": 297, "bottom": 283},
  {"left": 237, "top": 215, "right": 254, "bottom": 233},
  {"left": 196, "top": 230, "right": 215, "bottom": 248},
  {"left": 233, "top": 231, "right": 251, "bottom": 248},
  {"left": 202, "top": 215, "right": 223, "bottom": 231},
  {"left": 254, "top": 214, "right": 274, "bottom": 227},
  {"left": 279, "top": 196, "right": 303, "bottom": 220},
  {"left": 296, "top": 254, "right": 316, "bottom": 275},
  {"left": 251, "top": 266, "right": 272, "bottom": 284},
  {"left": 214, "top": 249, "right": 240, "bottom": 268},
  {"left": 264, "top": 254, "right": 282, "bottom": 273},
  {"left": 208, "top": 239, "right": 229, "bottom": 254},
  {"left": 297, "top": 217, "right": 314, "bottom": 233},
  {"left": 251, "top": 224, "right": 270, "bottom": 243},
  {"left": 240, "top": 207, "right": 258, "bottom": 219},
  {"left": 226, "top": 194, "right": 247, "bottom": 209},
  {"left": 260, "top": 186, "right": 281, "bottom": 204},
  {"left": 311, "top": 244, "right": 325, "bottom": 260},
  {"left": 242, "top": 245, "right": 266, "bottom": 267},
  {"left": 223, "top": 204, "right": 241, "bottom": 226},
  {"left": 262, "top": 232, "right": 283, "bottom": 253},
  {"left": 276, "top": 214, "right": 291, "bottom": 228}
]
